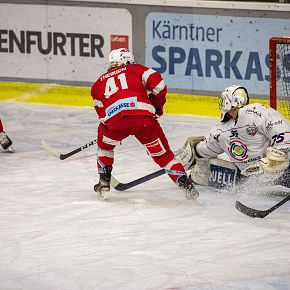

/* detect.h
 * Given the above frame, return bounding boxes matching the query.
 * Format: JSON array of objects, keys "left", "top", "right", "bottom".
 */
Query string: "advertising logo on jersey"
[
  {"left": 106, "top": 97, "right": 138, "bottom": 119},
  {"left": 266, "top": 119, "right": 283, "bottom": 132},
  {"left": 245, "top": 107, "right": 262, "bottom": 117},
  {"left": 246, "top": 126, "right": 258, "bottom": 136},
  {"left": 227, "top": 140, "right": 248, "bottom": 161},
  {"left": 145, "top": 138, "right": 166, "bottom": 157}
]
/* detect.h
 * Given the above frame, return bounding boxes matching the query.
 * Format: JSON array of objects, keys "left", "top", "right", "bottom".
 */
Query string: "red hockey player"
[
  {"left": 0, "top": 119, "right": 14, "bottom": 152},
  {"left": 91, "top": 48, "right": 199, "bottom": 200}
]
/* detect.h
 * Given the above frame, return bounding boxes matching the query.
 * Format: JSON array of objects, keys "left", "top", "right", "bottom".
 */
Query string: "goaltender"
[{"left": 175, "top": 85, "right": 290, "bottom": 189}]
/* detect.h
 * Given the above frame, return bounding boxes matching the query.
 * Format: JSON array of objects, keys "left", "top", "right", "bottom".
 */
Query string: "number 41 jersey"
[{"left": 91, "top": 64, "right": 167, "bottom": 125}]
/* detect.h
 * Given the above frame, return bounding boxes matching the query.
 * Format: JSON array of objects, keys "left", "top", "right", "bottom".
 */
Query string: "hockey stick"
[
  {"left": 42, "top": 139, "right": 166, "bottom": 190},
  {"left": 235, "top": 193, "right": 290, "bottom": 218},
  {"left": 42, "top": 139, "right": 124, "bottom": 189},
  {"left": 42, "top": 139, "right": 96, "bottom": 160},
  {"left": 110, "top": 169, "right": 166, "bottom": 191}
]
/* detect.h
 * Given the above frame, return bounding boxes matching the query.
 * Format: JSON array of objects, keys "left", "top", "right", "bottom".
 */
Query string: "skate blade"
[
  {"left": 5, "top": 146, "right": 15, "bottom": 153},
  {"left": 97, "top": 191, "right": 109, "bottom": 201},
  {"left": 185, "top": 191, "right": 199, "bottom": 200}
]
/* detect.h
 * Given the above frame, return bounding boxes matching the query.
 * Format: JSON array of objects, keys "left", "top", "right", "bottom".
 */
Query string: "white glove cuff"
[{"left": 266, "top": 147, "right": 288, "bottom": 162}]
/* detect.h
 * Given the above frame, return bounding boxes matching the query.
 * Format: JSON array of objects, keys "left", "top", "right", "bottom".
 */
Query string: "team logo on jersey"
[
  {"left": 227, "top": 140, "right": 248, "bottom": 161},
  {"left": 246, "top": 126, "right": 258, "bottom": 136},
  {"left": 213, "top": 133, "right": 220, "bottom": 142}
]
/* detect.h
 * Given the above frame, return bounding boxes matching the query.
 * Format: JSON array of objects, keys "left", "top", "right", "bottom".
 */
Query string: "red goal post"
[{"left": 269, "top": 37, "right": 290, "bottom": 120}]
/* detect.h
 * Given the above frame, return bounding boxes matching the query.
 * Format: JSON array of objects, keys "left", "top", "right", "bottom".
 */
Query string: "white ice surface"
[{"left": 1, "top": 102, "right": 290, "bottom": 290}]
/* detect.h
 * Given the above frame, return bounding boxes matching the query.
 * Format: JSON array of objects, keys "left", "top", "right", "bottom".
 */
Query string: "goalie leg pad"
[
  {"left": 175, "top": 136, "right": 205, "bottom": 170},
  {"left": 190, "top": 158, "right": 238, "bottom": 188},
  {"left": 208, "top": 159, "right": 238, "bottom": 188},
  {"left": 190, "top": 159, "right": 210, "bottom": 186}
]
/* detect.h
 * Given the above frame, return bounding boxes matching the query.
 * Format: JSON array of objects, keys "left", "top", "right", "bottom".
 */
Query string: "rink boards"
[{"left": 0, "top": 81, "right": 269, "bottom": 118}]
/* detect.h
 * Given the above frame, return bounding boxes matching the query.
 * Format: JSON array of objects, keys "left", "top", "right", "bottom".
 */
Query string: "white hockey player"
[
  {"left": 0, "top": 119, "right": 14, "bottom": 152},
  {"left": 175, "top": 85, "right": 290, "bottom": 189}
]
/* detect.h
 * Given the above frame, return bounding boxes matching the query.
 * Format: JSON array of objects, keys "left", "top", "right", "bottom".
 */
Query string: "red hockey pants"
[{"left": 97, "top": 115, "right": 186, "bottom": 183}]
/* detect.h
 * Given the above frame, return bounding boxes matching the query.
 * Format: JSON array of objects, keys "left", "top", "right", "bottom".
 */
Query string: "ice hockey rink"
[{"left": 1, "top": 101, "right": 290, "bottom": 290}]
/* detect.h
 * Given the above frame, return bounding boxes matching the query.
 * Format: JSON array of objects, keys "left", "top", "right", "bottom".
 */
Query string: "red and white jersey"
[
  {"left": 91, "top": 64, "right": 167, "bottom": 125},
  {"left": 196, "top": 103, "right": 290, "bottom": 170}
]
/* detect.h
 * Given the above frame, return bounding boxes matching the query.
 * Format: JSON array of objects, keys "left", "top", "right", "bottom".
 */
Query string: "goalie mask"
[
  {"left": 219, "top": 85, "right": 249, "bottom": 122},
  {"left": 108, "top": 48, "right": 136, "bottom": 70}
]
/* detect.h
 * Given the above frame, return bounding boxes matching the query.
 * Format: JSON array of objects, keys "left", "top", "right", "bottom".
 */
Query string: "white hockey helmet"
[
  {"left": 108, "top": 48, "right": 136, "bottom": 70},
  {"left": 219, "top": 85, "right": 249, "bottom": 122}
]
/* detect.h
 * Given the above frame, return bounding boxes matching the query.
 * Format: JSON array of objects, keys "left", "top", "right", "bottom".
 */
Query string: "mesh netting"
[{"left": 276, "top": 43, "right": 290, "bottom": 120}]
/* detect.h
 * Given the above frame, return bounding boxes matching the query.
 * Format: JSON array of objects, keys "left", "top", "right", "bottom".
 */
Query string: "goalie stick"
[
  {"left": 42, "top": 139, "right": 96, "bottom": 160},
  {"left": 235, "top": 193, "right": 290, "bottom": 218}
]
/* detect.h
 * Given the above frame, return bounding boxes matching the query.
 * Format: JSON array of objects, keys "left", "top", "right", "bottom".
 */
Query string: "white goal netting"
[{"left": 270, "top": 37, "right": 290, "bottom": 120}]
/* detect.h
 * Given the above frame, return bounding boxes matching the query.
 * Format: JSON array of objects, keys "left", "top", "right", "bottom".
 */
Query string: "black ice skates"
[
  {"left": 94, "top": 165, "right": 113, "bottom": 200},
  {"left": 0, "top": 132, "right": 14, "bottom": 152},
  {"left": 177, "top": 175, "right": 199, "bottom": 200}
]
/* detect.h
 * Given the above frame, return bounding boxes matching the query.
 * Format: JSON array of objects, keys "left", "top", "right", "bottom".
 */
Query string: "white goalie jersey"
[{"left": 196, "top": 103, "right": 290, "bottom": 170}]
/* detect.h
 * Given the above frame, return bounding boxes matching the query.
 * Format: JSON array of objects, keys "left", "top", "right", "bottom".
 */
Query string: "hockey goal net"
[{"left": 269, "top": 37, "right": 290, "bottom": 120}]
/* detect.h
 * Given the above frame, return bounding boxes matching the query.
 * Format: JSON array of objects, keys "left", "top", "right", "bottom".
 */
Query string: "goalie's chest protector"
[{"left": 217, "top": 110, "right": 270, "bottom": 169}]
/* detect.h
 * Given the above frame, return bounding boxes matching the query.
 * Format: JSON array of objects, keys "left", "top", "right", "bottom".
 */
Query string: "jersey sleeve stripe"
[
  {"left": 93, "top": 99, "right": 104, "bottom": 108},
  {"left": 152, "top": 80, "right": 166, "bottom": 96},
  {"left": 142, "top": 68, "right": 156, "bottom": 86}
]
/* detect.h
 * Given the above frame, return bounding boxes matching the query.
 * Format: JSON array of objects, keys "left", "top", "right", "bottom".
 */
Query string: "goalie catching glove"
[{"left": 241, "top": 147, "right": 289, "bottom": 176}]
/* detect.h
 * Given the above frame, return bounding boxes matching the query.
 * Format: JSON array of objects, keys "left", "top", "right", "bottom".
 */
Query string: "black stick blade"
[
  {"left": 235, "top": 201, "right": 269, "bottom": 218},
  {"left": 111, "top": 169, "right": 166, "bottom": 191}
]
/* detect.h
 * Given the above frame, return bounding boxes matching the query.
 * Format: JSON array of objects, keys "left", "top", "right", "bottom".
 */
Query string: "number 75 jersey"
[
  {"left": 196, "top": 103, "right": 290, "bottom": 170},
  {"left": 91, "top": 64, "right": 167, "bottom": 125}
]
